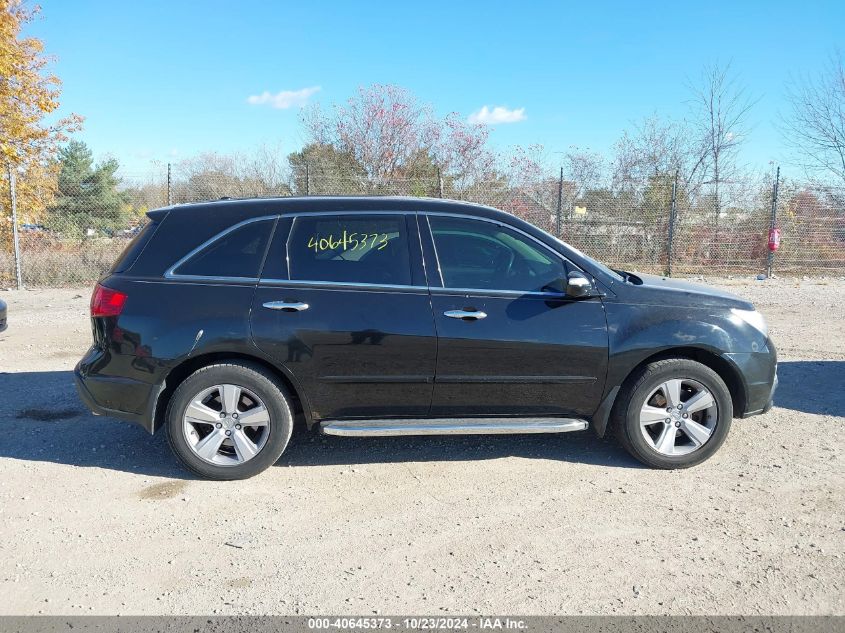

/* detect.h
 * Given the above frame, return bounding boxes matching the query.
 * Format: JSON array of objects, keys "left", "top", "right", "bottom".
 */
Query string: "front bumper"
[
  {"left": 725, "top": 338, "right": 778, "bottom": 418},
  {"left": 760, "top": 372, "right": 778, "bottom": 414}
]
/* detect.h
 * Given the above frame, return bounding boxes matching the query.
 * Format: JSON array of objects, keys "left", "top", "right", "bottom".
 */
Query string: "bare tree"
[
  {"left": 688, "top": 62, "right": 757, "bottom": 220},
  {"left": 174, "top": 147, "right": 291, "bottom": 202},
  {"left": 563, "top": 147, "right": 604, "bottom": 200},
  {"left": 504, "top": 144, "right": 559, "bottom": 227},
  {"left": 240, "top": 143, "right": 290, "bottom": 195},
  {"left": 302, "top": 84, "right": 437, "bottom": 184},
  {"left": 301, "top": 85, "right": 493, "bottom": 191},
  {"left": 782, "top": 55, "right": 845, "bottom": 185},
  {"left": 432, "top": 113, "right": 497, "bottom": 192},
  {"left": 612, "top": 114, "right": 705, "bottom": 195}
]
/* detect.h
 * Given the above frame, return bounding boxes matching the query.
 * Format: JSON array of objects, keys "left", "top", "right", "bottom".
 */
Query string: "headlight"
[{"left": 731, "top": 308, "right": 768, "bottom": 337}]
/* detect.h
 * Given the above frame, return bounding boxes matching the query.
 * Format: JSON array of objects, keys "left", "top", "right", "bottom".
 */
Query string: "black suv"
[{"left": 75, "top": 197, "right": 777, "bottom": 480}]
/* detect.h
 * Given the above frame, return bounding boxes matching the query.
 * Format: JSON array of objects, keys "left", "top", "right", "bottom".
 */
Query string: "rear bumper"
[{"left": 74, "top": 348, "right": 160, "bottom": 433}]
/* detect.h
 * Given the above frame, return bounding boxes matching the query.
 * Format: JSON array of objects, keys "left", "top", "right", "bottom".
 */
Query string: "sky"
[{"left": 27, "top": 0, "right": 845, "bottom": 176}]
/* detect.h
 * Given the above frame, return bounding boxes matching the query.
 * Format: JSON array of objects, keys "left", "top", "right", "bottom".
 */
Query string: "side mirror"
[{"left": 565, "top": 271, "right": 594, "bottom": 298}]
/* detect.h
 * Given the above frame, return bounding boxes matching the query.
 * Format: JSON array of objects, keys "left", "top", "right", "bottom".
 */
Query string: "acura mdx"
[{"left": 75, "top": 197, "right": 777, "bottom": 479}]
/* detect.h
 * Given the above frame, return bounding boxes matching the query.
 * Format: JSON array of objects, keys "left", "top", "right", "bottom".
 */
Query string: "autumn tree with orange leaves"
[{"left": 1, "top": 0, "right": 81, "bottom": 239}]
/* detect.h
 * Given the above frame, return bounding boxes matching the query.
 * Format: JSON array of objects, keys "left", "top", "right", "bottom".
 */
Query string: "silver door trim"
[
  {"left": 320, "top": 417, "right": 589, "bottom": 437},
  {"left": 160, "top": 209, "right": 592, "bottom": 293},
  {"left": 259, "top": 278, "right": 428, "bottom": 292}
]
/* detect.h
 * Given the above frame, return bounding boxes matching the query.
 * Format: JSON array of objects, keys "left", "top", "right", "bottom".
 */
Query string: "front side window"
[
  {"left": 287, "top": 214, "right": 412, "bottom": 286},
  {"left": 428, "top": 216, "right": 568, "bottom": 293},
  {"left": 173, "top": 218, "right": 274, "bottom": 278}
]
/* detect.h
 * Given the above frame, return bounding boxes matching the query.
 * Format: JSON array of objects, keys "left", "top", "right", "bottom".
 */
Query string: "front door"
[
  {"left": 251, "top": 213, "right": 436, "bottom": 420},
  {"left": 422, "top": 214, "right": 608, "bottom": 417}
]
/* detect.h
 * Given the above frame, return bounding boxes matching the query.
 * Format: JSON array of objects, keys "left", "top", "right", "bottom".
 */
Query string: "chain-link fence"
[{"left": 2, "top": 162, "right": 844, "bottom": 288}]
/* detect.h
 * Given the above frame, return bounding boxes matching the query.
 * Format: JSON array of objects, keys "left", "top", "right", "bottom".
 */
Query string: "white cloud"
[
  {"left": 247, "top": 86, "right": 321, "bottom": 109},
  {"left": 468, "top": 105, "right": 526, "bottom": 125}
]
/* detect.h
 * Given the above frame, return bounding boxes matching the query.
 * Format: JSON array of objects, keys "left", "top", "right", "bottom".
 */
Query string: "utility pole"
[
  {"left": 166, "top": 163, "right": 172, "bottom": 206},
  {"left": 766, "top": 166, "right": 780, "bottom": 279},
  {"left": 7, "top": 164, "right": 23, "bottom": 289},
  {"left": 305, "top": 162, "right": 310, "bottom": 196},
  {"left": 666, "top": 170, "right": 679, "bottom": 277},
  {"left": 555, "top": 166, "right": 563, "bottom": 236}
]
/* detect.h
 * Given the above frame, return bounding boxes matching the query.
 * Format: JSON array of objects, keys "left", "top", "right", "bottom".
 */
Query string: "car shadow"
[
  {"left": 774, "top": 360, "right": 845, "bottom": 417},
  {"left": 2, "top": 370, "right": 191, "bottom": 479},
  {"left": 279, "top": 425, "right": 639, "bottom": 469},
  {"left": 0, "top": 370, "right": 642, "bottom": 477}
]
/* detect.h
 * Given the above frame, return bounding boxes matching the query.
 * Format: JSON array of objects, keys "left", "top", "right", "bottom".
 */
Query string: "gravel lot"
[{"left": 0, "top": 277, "right": 842, "bottom": 616}]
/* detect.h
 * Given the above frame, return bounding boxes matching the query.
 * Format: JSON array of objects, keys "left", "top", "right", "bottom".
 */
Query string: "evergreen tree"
[{"left": 47, "top": 141, "right": 128, "bottom": 235}]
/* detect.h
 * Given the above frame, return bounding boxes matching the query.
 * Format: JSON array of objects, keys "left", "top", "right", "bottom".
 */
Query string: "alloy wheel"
[
  {"left": 639, "top": 378, "right": 718, "bottom": 456},
  {"left": 182, "top": 384, "right": 271, "bottom": 466}
]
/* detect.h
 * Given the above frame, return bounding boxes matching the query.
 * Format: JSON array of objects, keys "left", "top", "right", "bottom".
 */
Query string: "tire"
[
  {"left": 612, "top": 358, "right": 733, "bottom": 469},
  {"left": 166, "top": 361, "right": 294, "bottom": 480}
]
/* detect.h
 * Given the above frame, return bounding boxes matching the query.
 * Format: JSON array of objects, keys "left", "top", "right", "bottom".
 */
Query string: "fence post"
[
  {"left": 166, "top": 163, "right": 172, "bottom": 206},
  {"left": 555, "top": 166, "right": 563, "bottom": 237},
  {"left": 766, "top": 166, "right": 780, "bottom": 278},
  {"left": 666, "top": 170, "right": 678, "bottom": 277},
  {"left": 304, "top": 162, "right": 310, "bottom": 196},
  {"left": 437, "top": 167, "right": 444, "bottom": 198},
  {"left": 7, "top": 164, "right": 23, "bottom": 290}
]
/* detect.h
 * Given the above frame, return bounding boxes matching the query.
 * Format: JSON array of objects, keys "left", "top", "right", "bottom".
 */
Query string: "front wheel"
[
  {"left": 613, "top": 358, "right": 733, "bottom": 469},
  {"left": 166, "top": 361, "right": 294, "bottom": 480}
]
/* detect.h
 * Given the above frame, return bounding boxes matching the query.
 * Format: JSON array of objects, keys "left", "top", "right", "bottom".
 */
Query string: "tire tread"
[
  {"left": 165, "top": 360, "right": 293, "bottom": 480},
  {"left": 611, "top": 358, "right": 732, "bottom": 469}
]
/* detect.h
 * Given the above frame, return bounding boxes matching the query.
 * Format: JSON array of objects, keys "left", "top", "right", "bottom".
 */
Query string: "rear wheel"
[
  {"left": 613, "top": 358, "right": 732, "bottom": 469},
  {"left": 166, "top": 362, "right": 293, "bottom": 480}
]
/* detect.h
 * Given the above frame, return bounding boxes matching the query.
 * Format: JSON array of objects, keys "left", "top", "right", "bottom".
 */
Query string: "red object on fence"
[{"left": 768, "top": 227, "right": 781, "bottom": 251}]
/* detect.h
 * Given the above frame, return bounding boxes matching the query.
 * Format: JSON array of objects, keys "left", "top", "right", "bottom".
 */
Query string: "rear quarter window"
[
  {"left": 171, "top": 218, "right": 275, "bottom": 279},
  {"left": 110, "top": 221, "right": 159, "bottom": 273}
]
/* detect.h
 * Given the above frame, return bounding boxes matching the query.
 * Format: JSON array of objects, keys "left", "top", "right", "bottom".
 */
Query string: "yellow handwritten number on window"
[{"left": 307, "top": 230, "right": 388, "bottom": 253}]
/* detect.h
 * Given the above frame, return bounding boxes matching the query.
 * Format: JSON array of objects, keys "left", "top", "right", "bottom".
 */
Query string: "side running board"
[{"left": 320, "top": 417, "right": 588, "bottom": 437}]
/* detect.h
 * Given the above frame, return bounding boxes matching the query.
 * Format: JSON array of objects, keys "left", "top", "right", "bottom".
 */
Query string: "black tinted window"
[
  {"left": 429, "top": 216, "right": 567, "bottom": 292},
  {"left": 174, "top": 219, "right": 274, "bottom": 278},
  {"left": 111, "top": 221, "right": 157, "bottom": 273},
  {"left": 288, "top": 215, "right": 412, "bottom": 286}
]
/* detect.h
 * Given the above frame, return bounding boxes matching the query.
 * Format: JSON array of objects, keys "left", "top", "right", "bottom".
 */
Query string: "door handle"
[
  {"left": 444, "top": 309, "right": 487, "bottom": 321},
  {"left": 263, "top": 301, "right": 309, "bottom": 312}
]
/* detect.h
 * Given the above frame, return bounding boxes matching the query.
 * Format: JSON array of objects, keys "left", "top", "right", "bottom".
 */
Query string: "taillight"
[{"left": 90, "top": 284, "right": 127, "bottom": 318}]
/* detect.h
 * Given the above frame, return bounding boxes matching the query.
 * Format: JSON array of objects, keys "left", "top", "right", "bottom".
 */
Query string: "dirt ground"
[{"left": 0, "top": 277, "right": 842, "bottom": 616}]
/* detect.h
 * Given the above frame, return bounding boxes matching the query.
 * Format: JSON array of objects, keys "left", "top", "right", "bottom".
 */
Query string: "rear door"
[
  {"left": 250, "top": 212, "right": 437, "bottom": 420},
  {"left": 422, "top": 214, "right": 609, "bottom": 417}
]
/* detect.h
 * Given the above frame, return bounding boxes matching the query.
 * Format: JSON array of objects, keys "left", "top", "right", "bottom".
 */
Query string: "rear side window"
[
  {"left": 287, "top": 214, "right": 412, "bottom": 286},
  {"left": 110, "top": 221, "right": 158, "bottom": 273},
  {"left": 172, "top": 218, "right": 274, "bottom": 278}
]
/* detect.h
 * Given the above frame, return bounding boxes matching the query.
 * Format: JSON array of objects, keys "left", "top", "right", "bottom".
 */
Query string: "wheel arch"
[
  {"left": 151, "top": 351, "right": 311, "bottom": 433},
  {"left": 592, "top": 346, "right": 746, "bottom": 437}
]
